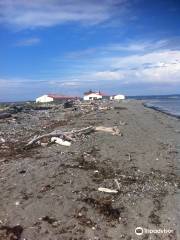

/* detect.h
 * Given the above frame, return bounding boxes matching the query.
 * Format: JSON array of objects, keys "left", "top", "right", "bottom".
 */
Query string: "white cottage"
[
  {"left": 83, "top": 91, "right": 103, "bottom": 101},
  {"left": 36, "top": 94, "right": 78, "bottom": 103},
  {"left": 110, "top": 94, "right": 126, "bottom": 101},
  {"left": 36, "top": 95, "right": 54, "bottom": 103}
]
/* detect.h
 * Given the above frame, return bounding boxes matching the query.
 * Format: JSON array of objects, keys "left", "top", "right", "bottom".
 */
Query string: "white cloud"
[
  {"left": 65, "top": 39, "right": 171, "bottom": 59},
  {"left": 105, "top": 40, "right": 169, "bottom": 52},
  {"left": 16, "top": 37, "right": 40, "bottom": 46},
  {"left": 110, "top": 50, "right": 180, "bottom": 69},
  {"left": 0, "top": 0, "right": 127, "bottom": 29},
  {"left": 1, "top": 40, "right": 180, "bottom": 99},
  {"left": 134, "top": 62, "right": 180, "bottom": 83},
  {"left": 44, "top": 40, "right": 180, "bottom": 86},
  {"left": 92, "top": 71, "right": 124, "bottom": 80},
  {"left": 50, "top": 80, "right": 81, "bottom": 87},
  {"left": 66, "top": 48, "right": 180, "bottom": 84}
]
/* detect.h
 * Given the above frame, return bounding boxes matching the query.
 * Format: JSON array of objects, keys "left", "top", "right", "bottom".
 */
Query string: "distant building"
[
  {"left": 36, "top": 94, "right": 78, "bottom": 103},
  {"left": 110, "top": 94, "right": 126, "bottom": 101},
  {"left": 36, "top": 95, "right": 53, "bottom": 103},
  {"left": 83, "top": 90, "right": 109, "bottom": 101}
]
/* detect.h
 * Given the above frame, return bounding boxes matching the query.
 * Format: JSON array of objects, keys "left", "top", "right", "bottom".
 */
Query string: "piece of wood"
[
  {"left": 25, "top": 131, "right": 74, "bottom": 147},
  {"left": 128, "top": 153, "right": 132, "bottom": 161},
  {"left": 68, "top": 126, "right": 95, "bottom": 136},
  {"left": 0, "top": 112, "right": 11, "bottom": 119},
  {"left": 25, "top": 126, "right": 94, "bottom": 148},
  {"left": 98, "top": 187, "right": 118, "bottom": 194},
  {"left": 95, "top": 126, "right": 121, "bottom": 135},
  {"left": 114, "top": 179, "right": 121, "bottom": 190}
]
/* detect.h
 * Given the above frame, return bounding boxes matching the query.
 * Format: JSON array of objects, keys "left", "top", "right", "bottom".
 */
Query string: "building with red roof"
[
  {"left": 83, "top": 90, "right": 109, "bottom": 101},
  {"left": 36, "top": 94, "right": 78, "bottom": 103}
]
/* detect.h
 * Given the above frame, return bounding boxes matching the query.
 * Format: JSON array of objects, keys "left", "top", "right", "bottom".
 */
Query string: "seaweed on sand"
[{"left": 82, "top": 196, "right": 123, "bottom": 221}]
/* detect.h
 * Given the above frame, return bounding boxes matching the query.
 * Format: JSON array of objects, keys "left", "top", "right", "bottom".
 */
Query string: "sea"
[{"left": 130, "top": 95, "right": 180, "bottom": 118}]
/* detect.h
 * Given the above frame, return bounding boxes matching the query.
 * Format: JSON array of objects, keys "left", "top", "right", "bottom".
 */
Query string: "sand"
[{"left": 0, "top": 100, "right": 179, "bottom": 240}]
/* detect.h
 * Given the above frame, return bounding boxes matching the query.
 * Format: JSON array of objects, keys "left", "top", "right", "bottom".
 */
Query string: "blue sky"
[{"left": 0, "top": 0, "right": 180, "bottom": 101}]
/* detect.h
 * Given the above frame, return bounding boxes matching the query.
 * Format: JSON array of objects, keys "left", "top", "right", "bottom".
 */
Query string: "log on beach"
[{"left": 0, "top": 112, "right": 12, "bottom": 119}]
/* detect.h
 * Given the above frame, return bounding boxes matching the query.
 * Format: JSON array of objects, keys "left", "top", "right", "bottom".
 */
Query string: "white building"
[
  {"left": 84, "top": 93, "right": 102, "bottom": 101},
  {"left": 36, "top": 95, "right": 54, "bottom": 103},
  {"left": 83, "top": 90, "right": 110, "bottom": 101},
  {"left": 110, "top": 94, "right": 126, "bottom": 101},
  {"left": 36, "top": 94, "right": 78, "bottom": 103}
]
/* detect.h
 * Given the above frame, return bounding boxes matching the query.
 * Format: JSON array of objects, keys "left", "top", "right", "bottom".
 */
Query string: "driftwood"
[
  {"left": 25, "top": 126, "right": 121, "bottom": 147},
  {"left": 119, "top": 121, "right": 127, "bottom": 126},
  {"left": 25, "top": 125, "right": 121, "bottom": 149},
  {"left": 128, "top": 153, "right": 132, "bottom": 161},
  {"left": 25, "top": 131, "right": 74, "bottom": 147},
  {"left": 69, "top": 126, "right": 95, "bottom": 136},
  {"left": 25, "top": 126, "right": 95, "bottom": 148},
  {"left": 98, "top": 187, "right": 118, "bottom": 194},
  {"left": 0, "top": 137, "right": 5, "bottom": 143},
  {"left": 0, "top": 112, "right": 11, "bottom": 119},
  {"left": 95, "top": 126, "right": 121, "bottom": 135},
  {"left": 114, "top": 179, "right": 121, "bottom": 190}
]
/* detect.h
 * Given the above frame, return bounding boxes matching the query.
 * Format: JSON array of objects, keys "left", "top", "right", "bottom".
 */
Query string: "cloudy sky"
[{"left": 0, "top": 0, "right": 180, "bottom": 101}]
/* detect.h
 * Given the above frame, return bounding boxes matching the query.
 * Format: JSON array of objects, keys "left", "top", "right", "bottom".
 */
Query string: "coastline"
[
  {"left": 143, "top": 102, "right": 180, "bottom": 120},
  {"left": 0, "top": 100, "right": 179, "bottom": 239}
]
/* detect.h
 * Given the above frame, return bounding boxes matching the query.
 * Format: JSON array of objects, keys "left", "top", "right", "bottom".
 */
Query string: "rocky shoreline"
[{"left": 0, "top": 100, "right": 179, "bottom": 240}]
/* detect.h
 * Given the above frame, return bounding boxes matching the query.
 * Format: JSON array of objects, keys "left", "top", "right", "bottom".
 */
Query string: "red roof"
[
  {"left": 100, "top": 92, "right": 109, "bottom": 97},
  {"left": 48, "top": 94, "right": 78, "bottom": 100},
  {"left": 84, "top": 91, "right": 109, "bottom": 97}
]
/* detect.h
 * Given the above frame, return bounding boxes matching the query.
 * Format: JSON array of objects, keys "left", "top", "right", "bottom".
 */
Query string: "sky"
[{"left": 0, "top": 0, "right": 180, "bottom": 101}]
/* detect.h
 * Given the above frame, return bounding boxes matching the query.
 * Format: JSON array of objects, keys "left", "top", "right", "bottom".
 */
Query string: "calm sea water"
[{"left": 136, "top": 95, "right": 180, "bottom": 118}]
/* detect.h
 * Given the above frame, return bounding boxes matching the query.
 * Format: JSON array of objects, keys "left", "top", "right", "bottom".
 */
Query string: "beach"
[{"left": 0, "top": 100, "right": 180, "bottom": 240}]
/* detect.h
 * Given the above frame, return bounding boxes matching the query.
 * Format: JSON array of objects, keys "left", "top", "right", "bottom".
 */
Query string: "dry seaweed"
[
  {"left": 0, "top": 225, "right": 23, "bottom": 240},
  {"left": 82, "top": 196, "right": 123, "bottom": 221}
]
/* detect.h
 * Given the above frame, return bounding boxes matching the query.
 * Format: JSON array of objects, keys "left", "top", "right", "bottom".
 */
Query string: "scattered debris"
[
  {"left": 25, "top": 130, "right": 74, "bottom": 147},
  {"left": 40, "top": 216, "right": 57, "bottom": 224},
  {"left": 127, "top": 153, "right": 132, "bottom": 161},
  {"left": 95, "top": 126, "right": 121, "bottom": 135},
  {"left": 98, "top": 106, "right": 110, "bottom": 111},
  {"left": 83, "top": 196, "right": 121, "bottom": 220},
  {"left": 114, "top": 106, "right": 127, "bottom": 110},
  {"left": 0, "top": 112, "right": 11, "bottom": 119},
  {"left": 0, "top": 99, "right": 179, "bottom": 239},
  {"left": 15, "top": 201, "right": 20, "bottom": 206},
  {"left": 40, "top": 142, "right": 48, "bottom": 147},
  {"left": 74, "top": 208, "right": 96, "bottom": 228},
  {"left": 0, "top": 224, "right": 23, "bottom": 240},
  {"left": 64, "top": 100, "right": 74, "bottom": 109},
  {"left": 149, "top": 211, "right": 161, "bottom": 225},
  {"left": 114, "top": 179, "right": 121, "bottom": 190},
  {"left": 25, "top": 126, "right": 95, "bottom": 148},
  {"left": 119, "top": 121, "right": 127, "bottom": 126},
  {"left": 25, "top": 126, "right": 94, "bottom": 147},
  {"left": 0, "top": 137, "right": 5, "bottom": 143},
  {"left": 51, "top": 137, "right": 71, "bottom": 146},
  {"left": 98, "top": 187, "right": 118, "bottom": 194}
]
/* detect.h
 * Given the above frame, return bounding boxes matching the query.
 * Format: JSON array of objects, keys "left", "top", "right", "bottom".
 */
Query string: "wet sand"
[{"left": 0, "top": 100, "right": 180, "bottom": 240}]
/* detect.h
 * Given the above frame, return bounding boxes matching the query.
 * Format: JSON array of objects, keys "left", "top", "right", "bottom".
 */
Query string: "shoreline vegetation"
[{"left": 0, "top": 99, "right": 180, "bottom": 239}]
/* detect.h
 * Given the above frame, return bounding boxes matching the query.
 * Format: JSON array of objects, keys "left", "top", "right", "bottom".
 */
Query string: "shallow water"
[{"left": 143, "top": 96, "right": 180, "bottom": 118}]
